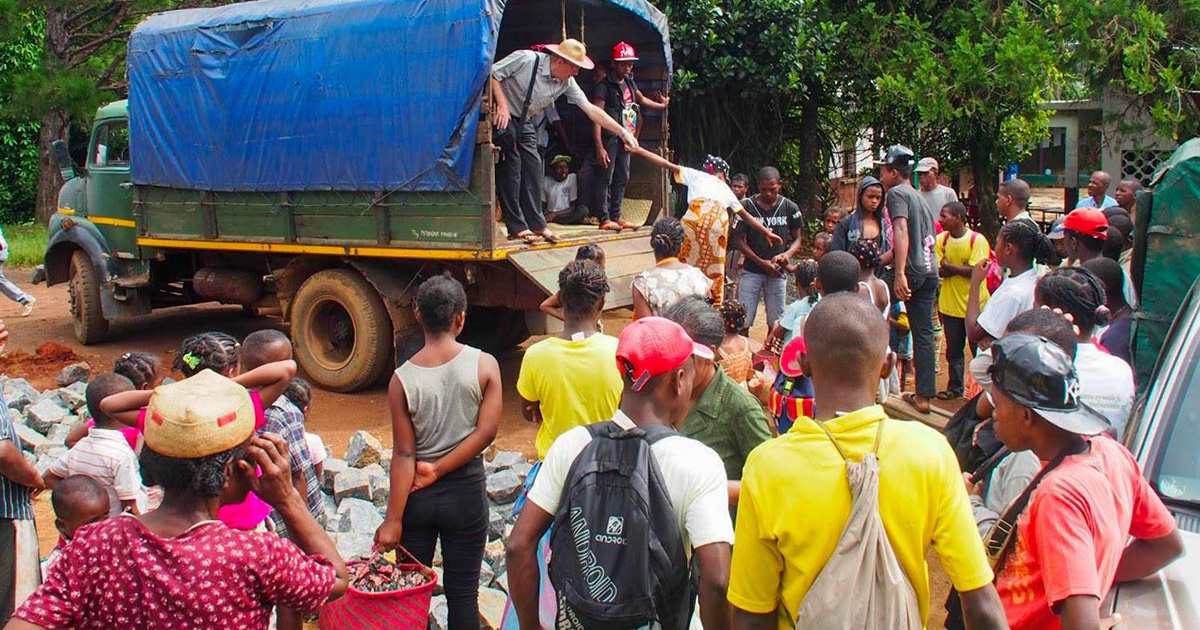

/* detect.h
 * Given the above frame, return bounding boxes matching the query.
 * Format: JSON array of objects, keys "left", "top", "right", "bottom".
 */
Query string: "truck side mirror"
[{"left": 52, "top": 140, "right": 76, "bottom": 181}]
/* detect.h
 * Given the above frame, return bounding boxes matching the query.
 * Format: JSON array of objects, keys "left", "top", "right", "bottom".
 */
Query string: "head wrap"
[{"left": 702, "top": 155, "right": 730, "bottom": 179}]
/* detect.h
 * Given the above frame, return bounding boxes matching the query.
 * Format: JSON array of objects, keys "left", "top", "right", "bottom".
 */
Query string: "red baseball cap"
[
  {"left": 1063, "top": 208, "right": 1108, "bottom": 239},
  {"left": 612, "top": 42, "right": 638, "bottom": 62},
  {"left": 617, "top": 317, "right": 713, "bottom": 392}
]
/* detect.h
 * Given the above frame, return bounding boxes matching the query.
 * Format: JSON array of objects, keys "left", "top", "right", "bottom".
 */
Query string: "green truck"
[{"left": 43, "top": 0, "right": 673, "bottom": 391}]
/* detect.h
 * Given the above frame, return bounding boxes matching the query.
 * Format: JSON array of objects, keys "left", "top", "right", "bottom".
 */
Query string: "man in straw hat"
[
  {"left": 490, "top": 38, "right": 638, "bottom": 244},
  {"left": 8, "top": 370, "right": 349, "bottom": 630}
]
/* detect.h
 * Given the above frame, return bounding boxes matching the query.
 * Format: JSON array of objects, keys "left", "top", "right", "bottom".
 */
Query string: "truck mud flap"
[{"left": 507, "top": 234, "right": 654, "bottom": 309}]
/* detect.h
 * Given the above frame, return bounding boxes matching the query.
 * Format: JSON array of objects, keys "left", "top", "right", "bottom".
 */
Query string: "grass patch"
[{"left": 2, "top": 223, "right": 48, "bottom": 267}]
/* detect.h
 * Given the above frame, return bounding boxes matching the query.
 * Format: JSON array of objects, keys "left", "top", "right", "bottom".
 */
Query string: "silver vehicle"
[{"left": 1108, "top": 278, "right": 1200, "bottom": 628}]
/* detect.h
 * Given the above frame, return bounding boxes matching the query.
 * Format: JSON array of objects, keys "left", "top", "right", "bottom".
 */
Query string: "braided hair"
[
  {"left": 848, "top": 238, "right": 882, "bottom": 271},
  {"left": 558, "top": 260, "right": 610, "bottom": 318},
  {"left": 1035, "top": 267, "right": 1110, "bottom": 335},
  {"left": 113, "top": 351, "right": 162, "bottom": 389},
  {"left": 284, "top": 376, "right": 313, "bottom": 412},
  {"left": 174, "top": 332, "right": 240, "bottom": 377},
  {"left": 718, "top": 300, "right": 747, "bottom": 334},
  {"left": 999, "top": 219, "right": 1060, "bottom": 267},
  {"left": 574, "top": 244, "right": 606, "bottom": 267},
  {"left": 650, "top": 217, "right": 685, "bottom": 259},
  {"left": 793, "top": 259, "right": 820, "bottom": 303}
]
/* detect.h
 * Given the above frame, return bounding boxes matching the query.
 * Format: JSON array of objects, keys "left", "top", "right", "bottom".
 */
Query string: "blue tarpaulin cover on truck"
[{"left": 127, "top": 0, "right": 671, "bottom": 193}]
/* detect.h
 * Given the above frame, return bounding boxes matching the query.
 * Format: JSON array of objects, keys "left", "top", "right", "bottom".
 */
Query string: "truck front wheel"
[
  {"left": 67, "top": 250, "right": 109, "bottom": 344},
  {"left": 291, "top": 268, "right": 393, "bottom": 392}
]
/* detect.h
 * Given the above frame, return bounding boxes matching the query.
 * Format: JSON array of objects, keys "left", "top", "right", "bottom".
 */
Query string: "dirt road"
[
  {"left": 1, "top": 266, "right": 953, "bottom": 628},
  {"left": 0, "top": 266, "right": 553, "bottom": 460}
]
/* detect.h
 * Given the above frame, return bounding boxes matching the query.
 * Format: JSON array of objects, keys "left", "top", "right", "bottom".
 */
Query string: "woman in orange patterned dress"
[{"left": 629, "top": 148, "right": 781, "bottom": 305}]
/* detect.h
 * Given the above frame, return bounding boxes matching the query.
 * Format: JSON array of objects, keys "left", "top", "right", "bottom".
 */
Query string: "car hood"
[{"left": 1106, "top": 523, "right": 1200, "bottom": 629}]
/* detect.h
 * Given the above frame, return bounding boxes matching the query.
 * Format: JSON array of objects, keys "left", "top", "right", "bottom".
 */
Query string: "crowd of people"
[{"left": 0, "top": 36, "right": 1181, "bottom": 630}]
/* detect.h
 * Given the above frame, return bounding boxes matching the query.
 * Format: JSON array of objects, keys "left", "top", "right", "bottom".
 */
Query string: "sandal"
[
  {"left": 615, "top": 220, "right": 639, "bottom": 230},
  {"left": 935, "top": 390, "right": 960, "bottom": 401},
  {"left": 507, "top": 231, "right": 540, "bottom": 244},
  {"left": 538, "top": 229, "right": 561, "bottom": 243},
  {"left": 599, "top": 221, "right": 622, "bottom": 231},
  {"left": 901, "top": 392, "right": 932, "bottom": 413}
]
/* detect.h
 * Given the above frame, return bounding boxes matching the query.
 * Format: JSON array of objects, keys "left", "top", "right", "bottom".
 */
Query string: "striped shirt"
[
  {"left": 0, "top": 394, "right": 34, "bottom": 520},
  {"left": 48, "top": 427, "right": 147, "bottom": 516},
  {"left": 265, "top": 396, "right": 323, "bottom": 532}
]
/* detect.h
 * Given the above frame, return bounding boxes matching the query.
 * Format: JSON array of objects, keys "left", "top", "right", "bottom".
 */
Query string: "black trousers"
[
  {"left": 941, "top": 314, "right": 976, "bottom": 396},
  {"left": 401, "top": 458, "right": 488, "bottom": 630},
  {"left": 578, "top": 134, "right": 630, "bottom": 222},
  {"left": 496, "top": 118, "right": 547, "bottom": 235}
]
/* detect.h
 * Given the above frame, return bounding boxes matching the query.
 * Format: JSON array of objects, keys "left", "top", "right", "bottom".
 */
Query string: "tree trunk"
[
  {"left": 970, "top": 127, "right": 1000, "bottom": 239},
  {"left": 35, "top": 4, "right": 72, "bottom": 225},
  {"left": 34, "top": 111, "right": 69, "bottom": 225},
  {"left": 796, "top": 92, "right": 821, "bottom": 221}
]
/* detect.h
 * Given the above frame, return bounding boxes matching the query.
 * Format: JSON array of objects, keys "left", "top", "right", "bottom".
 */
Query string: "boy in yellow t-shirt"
[
  {"left": 727, "top": 293, "right": 1006, "bottom": 630},
  {"left": 517, "top": 260, "right": 623, "bottom": 460},
  {"left": 935, "top": 201, "right": 991, "bottom": 399}
]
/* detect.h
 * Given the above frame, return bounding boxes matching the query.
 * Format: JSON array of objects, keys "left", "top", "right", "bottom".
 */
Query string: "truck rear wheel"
[
  {"left": 291, "top": 268, "right": 393, "bottom": 392},
  {"left": 67, "top": 250, "right": 109, "bottom": 344}
]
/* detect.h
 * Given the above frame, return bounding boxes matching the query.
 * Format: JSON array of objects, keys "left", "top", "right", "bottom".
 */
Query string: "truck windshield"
[
  {"left": 1152, "top": 335, "right": 1200, "bottom": 506},
  {"left": 91, "top": 122, "right": 130, "bottom": 167}
]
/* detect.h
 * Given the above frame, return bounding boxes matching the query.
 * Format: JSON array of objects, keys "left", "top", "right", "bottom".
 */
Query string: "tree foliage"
[
  {"left": 660, "top": 0, "right": 851, "bottom": 213},
  {"left": 872, "top": 1, "right": 1064, "bottom": 234},
  {"left": 0, "top": 4, "right": 41, "bottom": 222}
]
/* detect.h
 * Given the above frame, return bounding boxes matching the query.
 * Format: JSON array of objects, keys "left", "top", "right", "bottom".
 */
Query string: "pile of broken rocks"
[
  {"left": 1, "top": 365, "right": 533, "bottom": 630},
  {"left": 321, "top": 430, "right": 533, "bottom": 630},
  {"left": 1, "top": 363, "right": 94, "bottom": 475}
]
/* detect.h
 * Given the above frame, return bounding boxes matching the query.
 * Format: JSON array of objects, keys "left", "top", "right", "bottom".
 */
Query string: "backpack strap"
[
  {"left": 517, "top": 54, "right": 541, "bottom": 121},
  {"left": 586, "top": 420, "right": 679, "bottom": 445},
  {"left": 986, "top": 438, "right": 1089, "bottom": 573},
  {"left": 814, "top": 418, "right": 885, "bottom": 462},
  {"left": 636, "top": 424, "right": 679, "bottom": 445}
]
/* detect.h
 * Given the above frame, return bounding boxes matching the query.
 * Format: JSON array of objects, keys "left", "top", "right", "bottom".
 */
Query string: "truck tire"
[
  {"left": 67, "top": 250, "right": 109, "bottom": 344},
  {"left": 291, "top": 268, "right": 393, "bottom": 392},
  {"left": 460, "top": 306, "right": 530, "bottom": 354}
]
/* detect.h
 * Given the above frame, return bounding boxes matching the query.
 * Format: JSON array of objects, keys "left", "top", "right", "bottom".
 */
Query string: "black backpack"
[{"left": 548, "top": 421, "right": 694, "bottom": 630}]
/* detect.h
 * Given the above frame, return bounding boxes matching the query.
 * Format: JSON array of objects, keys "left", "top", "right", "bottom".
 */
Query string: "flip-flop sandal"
[
  {"left": 538, "top": 230, "right": 562, "bottom": 243},
  {"left": 935, "top": 390, "right": 959, "bottom": 401},
  {"left": 599, "top": 221, "right": 622, "bottom": 231},
  {"left": 507, "top": 231, "right": 540, "bottom": 244},
  {"left": 616, "top": 221, "right": 639, "bottom": 230},
  {"left": 901, "top": 392, "right": 932, "bottom": 413}
]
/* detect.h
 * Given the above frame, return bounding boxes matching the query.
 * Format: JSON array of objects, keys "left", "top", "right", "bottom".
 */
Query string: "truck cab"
[
  {"left": 45, "top": 0, "right": 671, "bottom": 392},
  {"left": 46, "top": 101, "right": 149, "bottom": 344}
]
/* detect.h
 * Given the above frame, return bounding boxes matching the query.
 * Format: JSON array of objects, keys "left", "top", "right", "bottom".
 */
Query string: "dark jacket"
[{"left": 831, "top": 175, "right": 890, "bottom": 254}]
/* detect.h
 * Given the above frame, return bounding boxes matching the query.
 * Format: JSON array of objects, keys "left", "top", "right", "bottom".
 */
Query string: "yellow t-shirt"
[
  {"left": 516, "top": 333, "right": 623, "bottom": 460},
  {"left": 727, "top": 406, "right": 994, "bottom": 630},
  {"left": 936, "top": 230, "right": 992, "bottom": 318}
]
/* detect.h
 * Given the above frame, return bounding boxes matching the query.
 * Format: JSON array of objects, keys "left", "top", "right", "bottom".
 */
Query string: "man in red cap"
[
  {"left": 579, "top": 41, "right": 670, "bottom": 231},
  {"left": 1061, "top": 207, "right": 1108, "bottom": 266},
  {"left": 507, "top": 317, "right": 734, "bottom": 630},
  {"left": 490, "top": 39, "right": 638, "bottom": 244}
]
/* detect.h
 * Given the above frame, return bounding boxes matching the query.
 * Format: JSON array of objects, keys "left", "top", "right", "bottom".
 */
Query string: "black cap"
[
  {"left": 873, "top": 144, "right": 915, "bottom": 169},
  {"left": 989, "top": 333, "right": 1110, "bottom": 435}
]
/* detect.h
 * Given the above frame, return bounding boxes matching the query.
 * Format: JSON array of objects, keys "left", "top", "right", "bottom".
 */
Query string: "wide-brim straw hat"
[
  {"left": 545, "top": 38, "right": 595, "bottom": 70},
  {"left": 144, "top": 369, "right": 255, "bottom": 458}
]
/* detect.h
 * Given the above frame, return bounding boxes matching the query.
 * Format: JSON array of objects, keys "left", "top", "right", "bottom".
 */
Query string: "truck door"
[{"left": 84, "top": 119, "right": 138, "bottom": 257}]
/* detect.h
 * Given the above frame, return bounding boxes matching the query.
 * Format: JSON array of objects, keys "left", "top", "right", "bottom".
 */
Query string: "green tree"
[
  {"left": 0, "top": 5, "right": 42, "bottom": 222},
  {"left": 659, "top": 0, "right": 853, "bottom": 215},
  {"left": 873, "top": 2, "right": 1063, "bottom": 235},
  {"left": 1061, "top": 0, "right": 1199, "bottom": 140},
  {"left": 1, "top": 0, "right": 226, "bottom": 224}
]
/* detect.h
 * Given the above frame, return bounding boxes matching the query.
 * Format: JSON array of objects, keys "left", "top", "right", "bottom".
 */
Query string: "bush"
[{"left": 2, "top": 222, "right": 47, "bottom": 267}]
